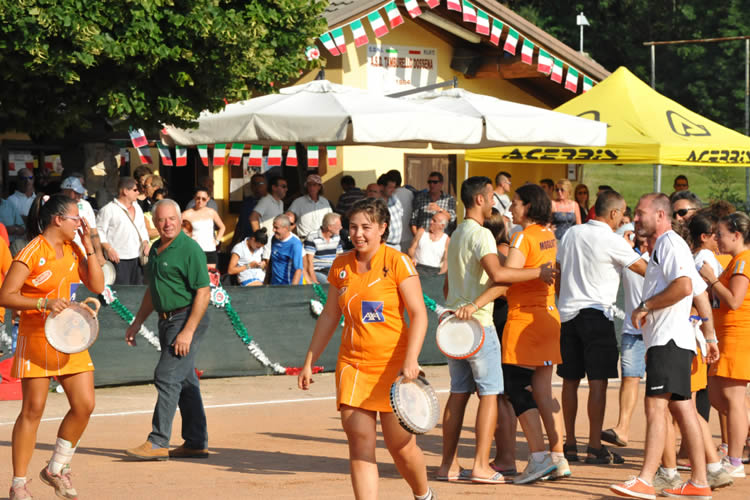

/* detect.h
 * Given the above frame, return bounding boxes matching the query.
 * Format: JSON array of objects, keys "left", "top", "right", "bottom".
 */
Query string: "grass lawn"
[{"left": 579, "top": 163, "right": 750, "bottom": 211}]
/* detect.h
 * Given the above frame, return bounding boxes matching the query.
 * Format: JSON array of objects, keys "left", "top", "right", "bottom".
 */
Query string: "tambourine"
[
  {"left": 390, "top": 374, "right": 440, "bottom": 435},
  {"left": 44, "top": 297, "right": 100, "bottom": 354},
  {"left": 102, "top": 261, "right": 116, "bottom": 286},
  {"left": 435, "top": 312, "right": 485, "bottom": 359}
]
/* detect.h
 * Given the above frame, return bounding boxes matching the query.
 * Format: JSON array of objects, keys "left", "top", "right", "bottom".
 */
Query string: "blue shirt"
[{"left": 270, "top": 235, "right": 303, "bottom": 285}]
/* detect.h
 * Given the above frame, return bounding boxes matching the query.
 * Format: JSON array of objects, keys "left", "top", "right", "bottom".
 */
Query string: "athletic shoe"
[
  {"left": 609, "top": 476, "right": 656, "bottom": 500},
  {"left": 543, "top": 456, "right": 571, "bottom": 480},
  {"left": 661, "top": 480, "right": 711, "bottom": 500},
  {"left": 706, "top": 467, "right": 733, "bottom": 490},
  {"left": 9, "top": 479, "right": 32, "bottom": 500},
  {"left": 721, "top": 456, "right": 746, "bottom": 478},
  {"left": 652, "top": 467, "right": 681, "bottom": 492},
  {"left": 40, "top": 465, "right": 78, "bottom": 499},
  {"left": 513, "top": 454, "right": 557, "bottom": 485}
]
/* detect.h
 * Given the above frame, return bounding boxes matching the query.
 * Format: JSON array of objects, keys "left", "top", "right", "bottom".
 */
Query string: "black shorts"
[
  {"left": 645, "top": 339, "right": 694, "bottom": 401},
  {"left": 556, "top": 308, "right": 619, "bottom": 381},
  {"left": 205, "top": 251, "right": 218, "bottom": 265}
]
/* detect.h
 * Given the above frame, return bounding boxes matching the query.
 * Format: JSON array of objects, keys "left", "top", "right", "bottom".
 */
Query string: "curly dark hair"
[
  {"left": 514, "top": 184, "right": 552, "bottom": 225},
  {"left": 347, "top": 197, "right": 390, "bottom": 243}
]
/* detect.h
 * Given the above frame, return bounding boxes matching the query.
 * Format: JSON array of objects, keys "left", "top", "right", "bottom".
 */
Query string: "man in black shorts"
[{"left": 556, "top": 190, "right": 647, "bottom": 465}]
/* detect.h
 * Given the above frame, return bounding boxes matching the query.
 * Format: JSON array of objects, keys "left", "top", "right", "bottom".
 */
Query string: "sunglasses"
[
  {"left": 427, "top": 180, "right": 441, "bottom": 184},
  {"left": 555, "top": 187, "right": 565, "bottom": 192},
  {"left": 20, "top": 175, "right": 34, "bottom": 180},
  {"left": 60, "top": 215, "right": 82, "bottom": 222},
  {"left": 672, "top": 207, "right": 697, "bottom": 218}
]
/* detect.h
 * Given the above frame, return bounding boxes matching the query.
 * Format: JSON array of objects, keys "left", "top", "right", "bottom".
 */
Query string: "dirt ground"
[{"left": 0, "top": 365, "right": 748, "bottom": 499}]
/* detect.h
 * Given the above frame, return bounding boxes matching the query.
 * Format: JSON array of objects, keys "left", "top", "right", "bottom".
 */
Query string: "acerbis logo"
[
  {"left": 666, "top": 111, "right": 710, "bottom": 137},
  {"left": 361, "top": 301, "right": 385, "bottom": 323}
]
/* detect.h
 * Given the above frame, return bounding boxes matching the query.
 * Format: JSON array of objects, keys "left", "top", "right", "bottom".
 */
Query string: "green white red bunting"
[
  {"left": 385, "top": 1, "right": 403, "bottom": 28},
  {"left": 582, "top": 76, "right": 593, "bottom": 92},
  {"left": 197, "top": 145, "right": 210, "bottom": 166},
  {"left": 175, "top": 146, "right": 187, "bottom": 166},
  {"left": 129, "top": 128, "right": 148, "bottom": 149},
  {"left": 490, "top": 18, "right": 503, "bottom": 46},
  {"left": 267, "top": 146, "right": 282, "bottom": 166},
  {"left": 550, "top": 58, "right": 564, "bottom": 83},
  {"left": 286, "top": 147, "right": 298, "bottom": 166},
  {"left": 157, "top": 143, "right": 173, "bottom": 166},
  {"left": 447, "top": 0, "right": 461, "bottom": 11},
  {"left": 327, "top": 146, "right": 337, "bottom": 167},
  {"left": 537, "top": 48, "right": 553, "bottom": 74},
  {"left": 307, "top": 146, "right": 319, "bottom": 168},
  {"left": 332, "top": 28, "right": 347, "bottom": 53},
  {"left": 404, "top": 0, "right": 421, "bottom": 18},
  {"left": 565, "top": 67, "right": 579, "bottom": 92},
  {"left": 248, "top": 145, "right": 263, "bottom": 167},
  {"left": 228, "top": 143, "right": 244, "bottom": 165},
  {"left": 521, "top": 39, "right": 534, "bottom": 64},
  {"left": 213, "top": 144, "right": 226, "bottom": 166},
  {"left": 475, "top": 9, "right": 490, "bottom": 35},
  {"left": 504, "top": 27, "right": 519, "bottom": 54},
  {"left": 350, "top": 19, "right": 368, "bottom": 47},
  {"left": 319, "top": 32, "right": 340, "bottom": 56},
  {"left": 462, "top": 1, "right": 477, "bottom": 23},
  {"left": 367, "top": 10, "right": 389, "bottom": 38},
  {"left": 426, "top": 0, "right": 440, "bottom": 8}
]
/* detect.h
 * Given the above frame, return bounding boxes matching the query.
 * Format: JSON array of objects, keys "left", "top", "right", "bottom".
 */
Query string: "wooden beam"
[{"left": 498, "top": 59, "right": 542, "bottom": 79}]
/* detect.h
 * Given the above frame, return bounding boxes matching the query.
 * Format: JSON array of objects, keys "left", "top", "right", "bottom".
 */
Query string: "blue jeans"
[
  {"left": 148, "top": 309, "right": 209, "bottom": 449},
  {"left": 620, "top": 333, "right": 646, "bottom": 378},
  {"left": 447, "top": 324, "right": 503, "bottom": 396}
]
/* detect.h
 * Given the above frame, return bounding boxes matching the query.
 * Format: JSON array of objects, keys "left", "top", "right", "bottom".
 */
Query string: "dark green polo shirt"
[{"left": 145, "top": 231, "right": 210, "bottom": 313}]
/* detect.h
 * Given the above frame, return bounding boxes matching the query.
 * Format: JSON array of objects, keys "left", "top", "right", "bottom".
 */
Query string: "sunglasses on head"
[{"left": 673, "top": 207, "right": 697, "bottom": 218}]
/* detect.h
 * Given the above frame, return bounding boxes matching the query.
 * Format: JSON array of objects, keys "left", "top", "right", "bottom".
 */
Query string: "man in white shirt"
[
  {"left": 288, "top": 174, "right": 332, "bottom": 240},
  {"left": 492, "top": 171, "right": 512, "bottom": 218},
  {"left": 610, "top": 193, "right": 719, "bottom": 500},
  {"left": 378, "top": 173, "right": 403, "bottom": 250},
  {"left": 556, "top": 190, "right": 646, "bottom": 465},
  {"left": 96, "top": 177, "right": 149, "bottom": 285},
  {"left": 250, "top": 176, "right": 288, "bottom": 257},
  {"left": 387, "top": 169, "right": 414, "bottom": 251},
  {"left": 8, "top": 168, "right": 37, "bottom": 221},
  {"left": 60, "top": 176, "right": 105, "bottom": 265}
]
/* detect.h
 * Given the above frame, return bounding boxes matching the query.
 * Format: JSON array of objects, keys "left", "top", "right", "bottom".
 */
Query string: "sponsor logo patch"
[
  {"left": 32, "top": 269, "right": 52, "bottom": 287},
  {"left": 339, "top": 269, "right": 347, "bottom": 279},
  {"left": 361, "top": 301, "right": 385, "bottom": 323}
]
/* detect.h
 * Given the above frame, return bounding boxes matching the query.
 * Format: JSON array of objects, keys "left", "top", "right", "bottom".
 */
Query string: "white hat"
[{"left": 61, "top": 177, "right": 85, "bottom": 195}]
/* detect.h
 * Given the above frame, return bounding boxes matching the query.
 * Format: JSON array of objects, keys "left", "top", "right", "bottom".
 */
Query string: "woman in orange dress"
[
  {"left": 0, "top": 194, "right": 104, "bottom": 500},
  {"left": 699, "top": 211, "right": 750, "bottom": 477},
  {"left": 298, "top": 198, "right": 432, "bottom": 500}
]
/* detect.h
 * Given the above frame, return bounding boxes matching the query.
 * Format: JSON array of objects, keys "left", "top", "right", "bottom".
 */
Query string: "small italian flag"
[
  {"left": 521, "top": 39, "right": 534, "bottom": 64},
  {"left": 332, "top": 27, "right": 347, "bottom": 54},
  {"left": 129, "top": 128, "right": 148, "bottom": 149},
  {"left": 137, "top": 147, "right": 152, "bottom": 166},
  {"left": 565, "top": 67, "right": 579, "bottom": 92},
  {"left": 213, "top": 144, "right": 226, "bottom": 166},
  {"left": 367, "top": 10, "right": 389, "bottom": 38},
  {"left": 286, "top": 147, "right": 298, "bottom": 167},
  {"left": 308, "top": 146, "right": 319, "bottom": 168},
  {"left": 404, "top": 0, "right": 421, "bottom": 18},
  {"left": 267, "top": 146, "right": 282, "bottom": 167},
  {"left": 175, "top": 146, "right": 187, "bottom": 167},
  {"left": 319, "top": 32, "right": 340, "bottom": 56},
  {"left": 327, "top": 146, "right": 337, "bottom": 167},
  {"left": 385, "top": 1, "right": 404, "bottom": 28},
  {"left": 350, "top": 19, "right": 368, "bottom": 47},
  {"left": 248, "top": 145, "right": 264, "bottom": 167},
  {"left": 462, "top": 0, "right": 477, "bottom": 23},
  {"left": 447, "top": 0, "right": 461, "bottom": 11},
  {"left": 537, "top": 48, "right": 552, "bottom": 74},
  {"left": 582, "top": 76, "right": 593, "bottom": 92},
  {"left": 228, "top": 143, "right": 245, "bottom": 165},
  {"left": 490, "top": 19, "right": 503, "bottom": 46},
  {"left": 156, "top": 143, "right": 173, "bottom": 166},
  {"left": 197, "top": 145, "right": 210, "bottom": 167},
  {"left": 426, "top": 0, "right": 440, "bottom": 8},
  {"left": 550, "top": 59, "right": 563, "bottom": 83},
  {"left": 504, "top": 27, "right": 519, "bottom": 55},
  {"left": 475, "top": 9, "right": 490, "bottom": 35}
]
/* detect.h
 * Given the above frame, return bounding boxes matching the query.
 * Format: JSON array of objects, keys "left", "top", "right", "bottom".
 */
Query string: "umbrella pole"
[{"left": 653, "top": 164, "right": 662, "bottom": 193}]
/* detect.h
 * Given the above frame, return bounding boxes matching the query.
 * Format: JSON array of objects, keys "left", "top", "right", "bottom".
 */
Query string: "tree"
[
  {"left": 504, "top": 0, "right": 750, "bottom": 134},
  {"left": 0, "top": 0, "right": 328, "bottom": 141}
]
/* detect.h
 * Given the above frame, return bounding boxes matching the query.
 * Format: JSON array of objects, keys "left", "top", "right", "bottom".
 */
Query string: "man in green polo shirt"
[{"left": 124, "top": 199, "right": 211, "bottom": 461}]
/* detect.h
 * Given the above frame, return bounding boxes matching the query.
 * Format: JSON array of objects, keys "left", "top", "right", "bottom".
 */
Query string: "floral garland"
[
  {"left": 101, "top": 286, "right": 161, "bottom": 350},
  {"left": 0, "top": 323, "right": 12, "bottom": 352}
]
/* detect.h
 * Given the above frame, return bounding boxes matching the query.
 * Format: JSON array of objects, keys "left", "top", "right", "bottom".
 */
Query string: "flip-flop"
[
  {"left": 601, "top": 428, "right": 628, "bottom": 447},
  {"left": 458, "top": 469, "right": 473, "bottom": 481},
  {"left": 471, "top": 471, "right": 511, "bottom": 484},
  {"left": 490, "top": 463, "right": 518, "bottom": 476},
  {"left": 436, "top": 473, "right": 461, "bottom": 482}
]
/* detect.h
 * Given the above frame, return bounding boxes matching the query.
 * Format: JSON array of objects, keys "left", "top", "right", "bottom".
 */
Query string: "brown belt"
[{"left": 158, "top": 305, "right": 190, "bottom": 320}]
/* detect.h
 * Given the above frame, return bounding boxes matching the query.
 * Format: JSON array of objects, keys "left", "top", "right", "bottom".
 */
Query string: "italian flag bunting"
[
  {"left": 385, "top": 1, "right": 404, "bottom": 28},
  {"left": 367, "top": 10, "right": 389, "bottom": 38},
  {"left": 307, "top": 146, "right": 319, "bottom": 168},
  {"left": 286, "top": 147, "right": 298, "bottom": 167},
  {"left": 550, "top": 58, "right": 564, "bottom": 83},
  {"left": 136, "top": 147, "right": 152, "bottom": 165},
  {"left": 327, "top": 146, "right": 337, "bottom": 167},
  {"left": 565, "top": 67, "right": 579, "bottom": 92},
  {"left": 248, "top": 145, "right": 264, "bottom": 167},
  {"left": 197, "top": 145, "right": 210, "bottom": 167},
  {"left": 521, "top": 39, "right": 534, "bottom": 64},
  {"left": 447, "top": 0, "right": 461, "bottom": 11},
  {"left": 426, "top": 0, "right": 440, "bottom": 8},
  {"left": 537, "top": 48, "right": 552, "bottom": 74},
  {"left": 156, "top": 143, "right": 173, "bottom": 166},
  {"left": 582, "top": 76, "right": 593, "bottom": 92},
  {"left": 475, "top": 9, "right": 490, "bottom": 35},
  {"left": 462, "top": 1, "right": 477, "bottom": 23},
  {"left": 504, "top": 27, "right": 519, "bottom": 55},
  {"left": 128, "top": 128, "right": 148, "bottom": 149},
  {"left": 319, "top": 32, "right": 340, "bottom": 56},
  {"left": 228, "top": 143, "right": 245, "bottom": 166},
  {"left": 267, "top": 146, "right": 282, "bottom": 166},
  {"left": 213, "top": 144, "right": 226, "bottom": 166},
  {"left": 350, "top": 19, "right": 369, "bottom": 47},
  {"left": 175, "top": 146, "right": 187, "bottom": 167},
  {"left": 490, "top": 19, "right": 503, "bottom": 46},
  {"left": 404, "top": 0, "right": 421, "bottom": 18},
  {"left": 332, "top": 28, "right": 347, "bottom": 53}
]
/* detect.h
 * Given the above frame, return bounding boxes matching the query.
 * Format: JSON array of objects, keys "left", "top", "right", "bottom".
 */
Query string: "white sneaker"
[
  {"left": 721, "top": 456, "right": 746, "bottom": 478},
  {"left": 652, "top": 467, "right": 681, "bottom": 492},
  {"left": 543, "top": 456, "right": 571, "bottom": 480},
  {"left": 707, "top": 466, "right": 734, "bottom": 490},
  {"left": 514, "top": 454, "right": 557, "bottom": 485}
]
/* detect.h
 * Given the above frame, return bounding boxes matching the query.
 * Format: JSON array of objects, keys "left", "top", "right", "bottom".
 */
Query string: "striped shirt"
[{"left": 304, "top": 230, "right": 343, "bottom": 271}]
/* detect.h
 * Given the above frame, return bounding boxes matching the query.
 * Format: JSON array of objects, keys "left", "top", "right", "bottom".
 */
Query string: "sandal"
[
  {"left": 585, "top": 445, "right": 625, "bottom": 464},
  {"left": 563, "top": 443, "right": 579, "bottom": 462}
]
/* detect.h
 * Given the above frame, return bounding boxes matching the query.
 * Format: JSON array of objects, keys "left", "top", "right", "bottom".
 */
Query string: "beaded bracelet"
[{"left": 36, "top": 297, "right": 43, "bottom": 311}]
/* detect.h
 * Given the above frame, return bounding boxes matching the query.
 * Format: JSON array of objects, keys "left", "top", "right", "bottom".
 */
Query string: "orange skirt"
[
  {"left": 11, "top": 334, "right": 94, "bottom": 379},
  {"left": 335, "top": 356, "right": 404, "bottom": 413},
  {"left": 502, "top": 304, "right": 561, "bottom": 366},
  {"left": 690, "top": 346, "right": 707, "bottom": 393},
  {"left": 709, "top": 331, "right": 750, "bottom": 381}
]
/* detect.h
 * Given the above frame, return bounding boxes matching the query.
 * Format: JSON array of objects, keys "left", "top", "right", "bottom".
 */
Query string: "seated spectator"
[
  {"left": 304, "top": 213, "right": 343, "bottom": 284},
  {"left": 268, "top": 214, "right": 303, "bottom": 285},
  {"left": 228, "top": 228, "right": 269, "bottom": 286},
  {"left": 408, "top": 212, "right": 450, "bottom": 276},
  {"left": 232, "top": 173, "right": 267, "bottom": 247}
]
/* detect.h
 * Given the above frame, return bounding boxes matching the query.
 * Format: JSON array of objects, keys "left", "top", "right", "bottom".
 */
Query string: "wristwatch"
[{"left": 638, "top": 300, "right": 650, "bottom": 312}]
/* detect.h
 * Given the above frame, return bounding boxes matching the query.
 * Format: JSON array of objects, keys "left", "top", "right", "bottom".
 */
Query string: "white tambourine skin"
[
  {"left": 390, "top": 376, "right": 439, "bottom": 435},
  {"left": 44, "top": 303, "right": 100, "bottom": 354},
  {"left": 435, "top": 315, "right": 485, "bottom": 359}
]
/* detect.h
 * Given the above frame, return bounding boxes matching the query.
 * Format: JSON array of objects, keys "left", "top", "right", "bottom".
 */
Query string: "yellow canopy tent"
[{"left": 466, "top": 66, "right": 750, "bottom": 168}]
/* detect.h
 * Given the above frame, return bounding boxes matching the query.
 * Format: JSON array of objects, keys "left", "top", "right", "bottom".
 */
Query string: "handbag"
[{"left": 117, "top": 204, "right": 149, "bottom": 266}]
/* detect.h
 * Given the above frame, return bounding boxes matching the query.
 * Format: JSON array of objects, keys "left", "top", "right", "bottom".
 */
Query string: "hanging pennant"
[
  {"left": 475, "top": 9, "right": 490, "bottom": 35},
  {"left": 447, "top": 0, "right": 461, "bottom": 11},
  {"left": 248, "top": 145, "right": 264, "bottom": 167},
  {"left": 490, "top": 19, "right": 503, "bottom": 46},
  {"left": 332, "top": 27, "right": 347, "bottom": 53},
  {"left": 197, "top": 145, "right": 210, "bottom": 167},
  {"left": 462, "top": 0, "right": 477, "bottom": 23},
  {"left": 350, "top": 19, "right": 369, "bottom": 47},
  {"left": 565, "top": 67, "right": 580, "bottom": 92},
  {"left": 537, "top": 48, "right": 553, "bottom": 74},
  {"left": 319, "top": 32, "right": 340, "bottom": 56},
  {"left": 582, "top": 76, "right": 593, "bottom": 92},
  {"left": 286, "top": 147, "right": 298, "bottom": 167},
  {"left": 504, "top": 27, "right": 519, "bottom": 55},
  {"left": 228, "top": 143, "right": 245, "bottom": 166},
  {"left": 267, "top": 146, "right": 282, "bottom": 166},
  {"left": 307, "top": 146, "right": 319, "bottom": 168},
  {"left": 327, "top": 146, "right": 337, "bottom": 167},
  {"left": 213, "top": 144, "right": 226, "bottom": 166},
  {"left": 156, "top": 143, "right": 173, "bottom": 166},
  {"left": 550, "top": 58, "right": 564, "bottom": 83},
  {"left": 426, "top": 0, "right": 440, "bottom": 7},
  {"left": 175, "top": 146, "right": 187, "bottom": 167},
  {"left": 367, "top": 10, "right": 389, "bottom": 38},
  {"left": 128, "top": 128, "right": 148, "bottom": 149},
  {"left": 521, "top": 39, "right": 534, "bottom": 64},
  {"left": 385, "top": 1, "right": 404, "bottom": 28},
  {"left": 404, "top": 0, "right": 422, "bottom": 18}
]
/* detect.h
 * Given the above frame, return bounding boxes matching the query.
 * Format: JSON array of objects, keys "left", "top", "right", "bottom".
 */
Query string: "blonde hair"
[{"left": 556, "top": 179, "right": 572, "bottom": 193}]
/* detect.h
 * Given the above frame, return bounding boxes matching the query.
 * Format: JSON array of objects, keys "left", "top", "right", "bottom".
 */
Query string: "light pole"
[{"left": 576, "top": 12, "right": 590, "bottom": 54}]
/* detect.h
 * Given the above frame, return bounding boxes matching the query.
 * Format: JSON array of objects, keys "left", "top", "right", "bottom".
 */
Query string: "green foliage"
[
  {"left": 0, "top": 0, "right": 327, "bottom": 139},
  {"left": 504, "top": 0, "right": 750, "bottom": 134}
]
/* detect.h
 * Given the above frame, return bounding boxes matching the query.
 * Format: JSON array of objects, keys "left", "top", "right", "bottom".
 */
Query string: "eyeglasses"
[
  {"left": 60, "top": 215, "right": 82, "bottom": 222},
  {"left": 427, "top": 180, "right": 441, "bottom": 184},
  {"left": 555, "top": 188, "right": 565, "bottom": 192},
  {"left": 195, "top": 197, "right": 209, "bottom": 201},
  {"left": 672, "top": 207, "right": 697, "bottom": 218},
  {"left": 20, "top": 176, "right": 33, "bottom": 180}
]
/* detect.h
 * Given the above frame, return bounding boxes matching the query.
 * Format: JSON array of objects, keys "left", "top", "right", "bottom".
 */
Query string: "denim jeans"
[{"left": 148, "top": 309, "right": 209, "bottom": 449}]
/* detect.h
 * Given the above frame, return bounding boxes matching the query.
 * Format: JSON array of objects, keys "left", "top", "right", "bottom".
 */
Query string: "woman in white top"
[
  {"left": 182, "top": 188, "right": 225, "bottom": 268},
  {"left": 407, "top": 212, "right": 449, "bottom": 275},
  {"left": 228, "top": 228, "right": 268, "bottom": 286}
]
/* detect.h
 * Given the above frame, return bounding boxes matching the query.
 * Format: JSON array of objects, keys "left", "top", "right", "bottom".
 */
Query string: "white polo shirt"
[
  {"left": 288, "top": 194, "right": 332, "bottom": 239},
  {"left": 557, "top": 220, "right": 642, "bottom": 322},
  {"left": 641, "top": 230, "right": 706, "bottom": 351},
  {"left": 253, "top": 194, "right": 284, "bottom": 257}
]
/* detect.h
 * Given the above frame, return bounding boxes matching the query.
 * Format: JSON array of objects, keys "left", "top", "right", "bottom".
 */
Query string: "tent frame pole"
[
  {"left": 650, "top": 45, "right": 662, "bottom": 192},
  {"left": 745, "top": 38, "right": 749, "bottom": 210}
]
